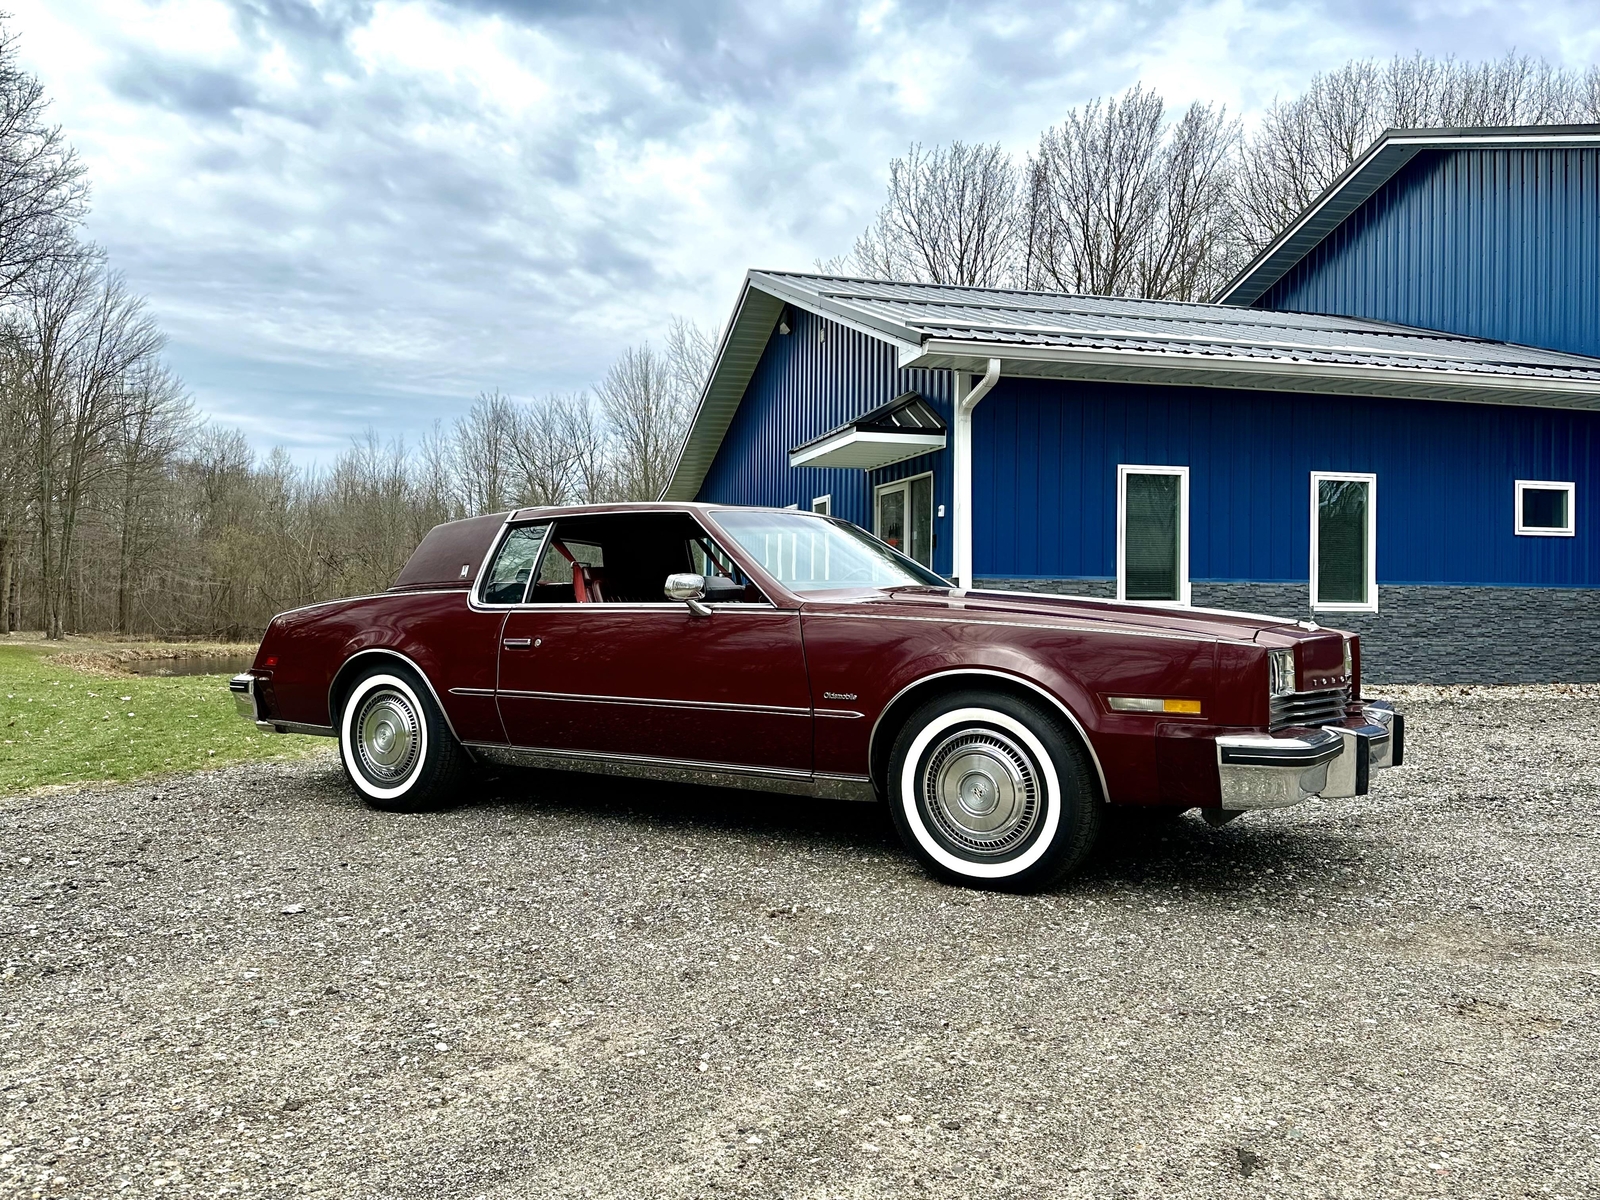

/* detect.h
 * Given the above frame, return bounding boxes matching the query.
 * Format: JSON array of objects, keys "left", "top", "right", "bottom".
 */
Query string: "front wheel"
[
  {"left": 886, "top": 690, "right": 1102, "bottom": 891},
  {"left": 337, "top": 666, "right": 468, "bottom": 812}
]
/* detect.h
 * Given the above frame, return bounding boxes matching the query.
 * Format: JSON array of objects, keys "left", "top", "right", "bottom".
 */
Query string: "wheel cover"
[
  {"left": 921, "top": 725, "right": 1040, "bottom": 856},
  {"left": 354, "top": 687, "right": 422, "bottom": 785}
]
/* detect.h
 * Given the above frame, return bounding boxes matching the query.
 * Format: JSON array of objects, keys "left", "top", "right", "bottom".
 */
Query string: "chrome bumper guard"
[
  {"left": 1215, "top": 700, "right": 1403, "bottom": 811},
  {"left": 230, "top": 673, "right": 274, "bottom": 732}
]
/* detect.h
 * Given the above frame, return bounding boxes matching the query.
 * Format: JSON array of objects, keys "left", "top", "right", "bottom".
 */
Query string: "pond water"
[{"left": 123, "top": 653, "right": 258, "bottom": 678}]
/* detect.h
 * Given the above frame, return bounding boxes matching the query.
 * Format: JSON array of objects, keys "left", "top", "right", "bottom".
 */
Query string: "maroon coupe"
[{"left": 231, "top": 503, "right": 1403, "bottom": 889}]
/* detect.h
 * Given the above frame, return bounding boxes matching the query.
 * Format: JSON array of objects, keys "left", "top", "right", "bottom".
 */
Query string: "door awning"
[{"left": 788, "top": 391, "right": 947, "bottom": 469}]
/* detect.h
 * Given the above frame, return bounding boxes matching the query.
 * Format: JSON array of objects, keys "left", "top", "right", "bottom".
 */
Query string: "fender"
[
  {"left": 328, "top": 646, "right": 468, "bottom": 748},
  {"left": 866, "top": 666, "right": 1110, "bottom": 803}
]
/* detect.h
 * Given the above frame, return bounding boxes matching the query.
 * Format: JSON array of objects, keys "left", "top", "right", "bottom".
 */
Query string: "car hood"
[{"left": 808, "top": 586, "right": 1330, "bottom": 645}]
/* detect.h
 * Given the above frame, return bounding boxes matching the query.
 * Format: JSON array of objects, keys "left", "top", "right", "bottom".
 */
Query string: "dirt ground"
[{"left": 3, "top": 686, "right": 1599, "bottom": 1198}]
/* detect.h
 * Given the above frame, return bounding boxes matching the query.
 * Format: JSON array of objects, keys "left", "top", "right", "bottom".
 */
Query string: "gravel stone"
[{"left": 3, "top": 686, "right": 1599, "bottom": 1197}]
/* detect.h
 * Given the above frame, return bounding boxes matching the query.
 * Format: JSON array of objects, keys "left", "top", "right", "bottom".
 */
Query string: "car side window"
[
  {"left": 526, "top": 513, "right": 768, "bottom": 605},
  {"left": 479, "top": 524, "right": 549, "bottom": 605}
]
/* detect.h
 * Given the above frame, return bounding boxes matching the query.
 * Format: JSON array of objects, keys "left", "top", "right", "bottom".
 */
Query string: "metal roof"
[
  {"left": 1216, "top": 124, "right": 1600, "bottom": 308},
  {"left": 661, "top": 268, "right": 1600, "bottom": 501}
]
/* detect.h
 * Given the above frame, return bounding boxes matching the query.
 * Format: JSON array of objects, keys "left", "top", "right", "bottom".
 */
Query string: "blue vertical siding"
[
  {"left": 694, "top": 307, "right": 955, "bottom": 575},
  {"left": 976, "top": 377, "right": 1600, "bottom": 587},
  {"left": 1261, "top": 148, "right": 1600, "bottom": 359}
]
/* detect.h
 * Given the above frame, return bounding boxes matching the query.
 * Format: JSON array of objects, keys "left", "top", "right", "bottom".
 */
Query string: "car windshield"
[{"left": 711, "top": 509, "right": 949, "bottom": 593}]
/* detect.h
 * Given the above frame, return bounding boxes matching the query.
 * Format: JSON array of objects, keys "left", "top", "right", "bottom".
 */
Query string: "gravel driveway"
[{"left": 4, "top": 686, "right": 1600, "bottom": 1199}]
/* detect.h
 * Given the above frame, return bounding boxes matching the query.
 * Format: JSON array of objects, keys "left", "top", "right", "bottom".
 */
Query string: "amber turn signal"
[{"left": 1108, "top": 696, "right": 1202, "bottom": 715}]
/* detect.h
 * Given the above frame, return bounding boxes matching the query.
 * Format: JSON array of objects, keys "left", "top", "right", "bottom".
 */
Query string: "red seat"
[{"left": 571, "top": 561, "right": 605, "bottom": 603}]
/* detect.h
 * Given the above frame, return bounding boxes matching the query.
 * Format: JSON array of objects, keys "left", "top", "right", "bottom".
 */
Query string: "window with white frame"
[
  {"left": 811, "top": 494, "right": 832, "bottom": 515},
  {"left": 1117, "top": 465, "right": 1189, "bottom": 604},
  {"left": 1310, "top": 472, "right": 1377, "bottom": 611},
  {"left": 874, "top": 473, "right": 934, "bottom": 568},
  {"left": 1515, "top": 480, "right": 1575, "bottom": 536}
]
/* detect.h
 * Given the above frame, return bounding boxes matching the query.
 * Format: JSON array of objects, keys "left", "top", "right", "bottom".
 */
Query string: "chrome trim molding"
[
  {"left": 866, "top": 668, "right": 1111, "bottom": 805},
  {"left": 466, "top": 742, "right": 877, "bottom": 802},
  {"left": 463, "top": 510, "right": 522, "bottom": 613},
  {"left": 1214, "top": 699, "right": 1402, "bottom": 812},
  {"left": 1215, "top": 729, "right": 1341, "bottom": 809},
  {"left": 466, "top": 508, "right": 785, "bottom": 614},
  {"left": 495, "top": 689, "right": 812, "bottom": 717},
  {"left": 448, "top": 687, "right": 497, "bottom": 698},
  {"left": 1320, "top": 723, "right": 1390, "bottom": 798},
  {"left": 1362, "top": 701, "right": 1404, "bottom": 768},
  {"left": 262, "top": 720, "right": 337, "bottom": 738},
  {"left": 230, "top": 673, "right": 260, "bottom": 722}
]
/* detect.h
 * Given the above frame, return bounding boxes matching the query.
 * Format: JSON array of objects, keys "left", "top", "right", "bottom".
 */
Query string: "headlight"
[
  {"left": 1268, "top": 648, "right": 1296, "bottom": 697},
  {"left": 1342, "top": 636, "right": 1354, "bottom": 679}
]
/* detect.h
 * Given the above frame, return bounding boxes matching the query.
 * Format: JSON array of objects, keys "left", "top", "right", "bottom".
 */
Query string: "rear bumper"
[
  {"left": 230, "top": 674, "right": 265, "bottom": 726},
  {"left": 230, "top": 673, "right": 335, "bottom": 737},
  {"left": 1215, "top": 701, "right": 1404, "bottom": 810}
]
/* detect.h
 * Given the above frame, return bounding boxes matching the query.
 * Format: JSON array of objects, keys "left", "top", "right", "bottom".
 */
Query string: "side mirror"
[{"left": 664, "top": 572, "right": 712, "bottom": 617}]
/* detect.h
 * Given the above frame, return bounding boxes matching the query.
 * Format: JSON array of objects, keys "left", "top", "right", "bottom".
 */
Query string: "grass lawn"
[{"left": 0, "top": 642, "right": 328, "bottom": 795}]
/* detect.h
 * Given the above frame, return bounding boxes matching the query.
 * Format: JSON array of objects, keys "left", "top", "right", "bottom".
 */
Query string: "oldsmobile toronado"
[{"left": 231, "top": 503, "right": 1403, "bottom": 889}]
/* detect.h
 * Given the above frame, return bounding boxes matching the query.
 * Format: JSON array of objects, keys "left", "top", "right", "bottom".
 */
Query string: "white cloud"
[{"left": 5, "top": 0, "right": 1596, "bottom": 460}]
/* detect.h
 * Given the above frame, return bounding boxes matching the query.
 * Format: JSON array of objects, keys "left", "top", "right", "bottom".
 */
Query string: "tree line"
[
  {"left": 0, "top": 16, "right": 712, "bottom": 639},
  {"left": 1, "top": 32, "right": 1596, "bottom": 639},
  {"left": 1, "top": 317, "right": 710, "bottom": 640},
  {"left": 843, "top": 52, "right": 1600, "bottom": 299}
]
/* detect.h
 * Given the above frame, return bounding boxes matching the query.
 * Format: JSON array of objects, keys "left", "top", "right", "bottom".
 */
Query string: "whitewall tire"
[
  {"left": 337, "top": 666, "right": 467, "bottom": 811},
  {"left": 887, "top": 690, "right": 1102, "bottom": 890}
]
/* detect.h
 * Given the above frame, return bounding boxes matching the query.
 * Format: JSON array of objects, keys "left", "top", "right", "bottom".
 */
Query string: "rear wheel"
[
  {"left": 886, "top": 689, "right": 1102, "bottom": 891},
  {"left": 337, "top": 666, "right": 468, "bottom": 812}
]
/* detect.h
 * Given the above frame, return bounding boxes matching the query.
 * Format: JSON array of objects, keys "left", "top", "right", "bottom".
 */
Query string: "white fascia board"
[
  {"left": 747, "top": 272, "right": 924, "bottom": 359},
  {"left": 788, "top": 429, "right": 947, "bottom": 470},
  {"left": 660, "top": 278, "right": 784, "bottom": 500},
  {"left": 915, "top": 338, "right": 1600, "bottom": 409}
]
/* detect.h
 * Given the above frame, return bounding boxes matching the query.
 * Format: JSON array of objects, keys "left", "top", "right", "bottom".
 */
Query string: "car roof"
[{"left": 509, "top": 500, "right": 830, "bottom": 522}]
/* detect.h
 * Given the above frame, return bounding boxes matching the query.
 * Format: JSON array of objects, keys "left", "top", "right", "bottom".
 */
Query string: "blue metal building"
[{"left": 666, "top": 126, "right": 1600, "bottom": 683}]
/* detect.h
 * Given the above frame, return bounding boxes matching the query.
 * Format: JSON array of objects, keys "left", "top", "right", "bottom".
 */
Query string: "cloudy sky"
[{"left": 9, "top": 0, "right": 1600, "bottom": 462}]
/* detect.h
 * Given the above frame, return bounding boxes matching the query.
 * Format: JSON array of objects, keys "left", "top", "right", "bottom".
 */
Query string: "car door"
[{"left": 495, "top": 512, "right": 813, "bottom": 772}]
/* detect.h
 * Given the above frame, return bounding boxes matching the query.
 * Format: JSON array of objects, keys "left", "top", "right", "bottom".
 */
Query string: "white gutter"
[{"left": 951, "top": 357, "right": 1002, "bottom": 588}]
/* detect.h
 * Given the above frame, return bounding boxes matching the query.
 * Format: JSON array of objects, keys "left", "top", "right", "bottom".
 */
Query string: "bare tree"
[
  {"left": 14, "top": 252, "right": 163, "bottom": 637},
  {"left": 452, "top": 390, "right": 519, "bottom": 514},
  {"left": 0, "top": 24, "right": 88, "bottom": 300},
  {"left": 1025, "top": 86, "right": 1240, "bottom": 299},
  {"left": 596, "top": 344, "right": 683, "bottom": 502},
  {"left": 105, "top": 359, "right": 189, "bottom": 632},
  {"left": 508, "top": 392, "right": 593, "bottom": 506},
  {"left": 852, "top": 142, "right": 1024, "bottom": 287},
  {"left": 664, "top": 316, "right": 714, "bottom": 406}
]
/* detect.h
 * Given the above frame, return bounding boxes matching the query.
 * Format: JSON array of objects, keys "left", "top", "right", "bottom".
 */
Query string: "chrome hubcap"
[
  {"left": 355, "top": 688, "right": 421, "bottom": 784},
  {"left": 921, "top": 727, "right": 1040, "bottom": 856}
]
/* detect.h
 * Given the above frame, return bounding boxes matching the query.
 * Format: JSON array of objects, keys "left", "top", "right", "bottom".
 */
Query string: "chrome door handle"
[{"left": 502, "top": 637, "right": 532, "bottom": 649}]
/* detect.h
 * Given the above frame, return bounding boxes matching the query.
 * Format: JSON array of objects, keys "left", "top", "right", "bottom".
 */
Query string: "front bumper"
[{"left": 1215, "top": 701, "right": 1404, "bottom": 810}]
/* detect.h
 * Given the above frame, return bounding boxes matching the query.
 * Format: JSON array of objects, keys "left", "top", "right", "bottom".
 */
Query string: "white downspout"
[{"left": 951, "top": 358, "right": 1001, "bottom": 589}]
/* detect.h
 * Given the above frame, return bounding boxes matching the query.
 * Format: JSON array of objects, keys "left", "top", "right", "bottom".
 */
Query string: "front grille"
[{"left": 1270, "top": 686, "right": 1350, "bottom": 731}]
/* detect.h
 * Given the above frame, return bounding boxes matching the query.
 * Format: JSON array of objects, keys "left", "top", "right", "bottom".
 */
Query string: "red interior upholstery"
[{"left": 571, "top": 561, "right": 606, "bottom": 604}]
